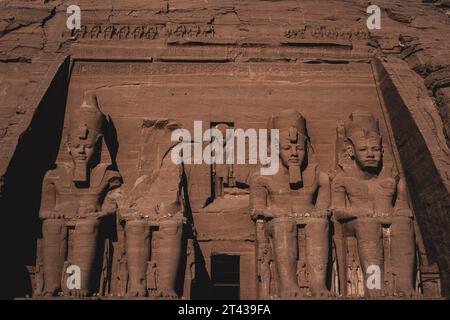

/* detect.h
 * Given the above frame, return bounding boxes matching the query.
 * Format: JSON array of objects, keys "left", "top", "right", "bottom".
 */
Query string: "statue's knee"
[
  {"left": 356, "top": 218, "right": 381, "bottom": 240},
  {"left": 43, "top": 219, "right": 65, "bottom": 235},
  {"left": 271, "top": 217, "right": 296, "bottom": 235},
  {"left": 391, "top": 217, "right": 414, "bottom": 236},
  {"left": 159, "top": 219, "right": 183, "bottom": 237},
  {"left": 75, "top": 219, "right": 100, "bottom": 235},
  {"left": 125, "top": 219, "right": 148, "bottom": 235},
  {"left": 270, "top": 218, "right": 298, "bottom": 255},
  {"left": 306, "top": 219, "right": 329, "bottom": 234}
]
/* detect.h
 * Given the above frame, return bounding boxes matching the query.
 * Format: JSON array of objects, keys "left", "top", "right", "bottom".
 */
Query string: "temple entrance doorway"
[{"left": 211, "top": 255, "right": 240, "bottom": 300}]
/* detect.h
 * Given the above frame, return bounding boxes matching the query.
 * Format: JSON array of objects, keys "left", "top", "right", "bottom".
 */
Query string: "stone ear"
[{"left": 344, "top": 138, "right": 355, "bottom": 158}]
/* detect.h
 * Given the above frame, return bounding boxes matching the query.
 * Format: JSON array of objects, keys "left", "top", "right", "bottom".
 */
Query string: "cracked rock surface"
[{"left": 0, "top": 0, "right": 449, "bottom": 299}]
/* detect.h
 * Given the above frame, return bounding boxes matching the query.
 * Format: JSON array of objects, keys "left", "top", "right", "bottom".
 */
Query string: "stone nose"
[{"left": 290, "top": 145, "right": 298, "bottom": 156}]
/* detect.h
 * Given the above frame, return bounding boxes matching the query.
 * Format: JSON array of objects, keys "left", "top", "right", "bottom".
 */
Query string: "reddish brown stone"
[{"left": 0, "top": 0, "right": 449, "bottom": 300}]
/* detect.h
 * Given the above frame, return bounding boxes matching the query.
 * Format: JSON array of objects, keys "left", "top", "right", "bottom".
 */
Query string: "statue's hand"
[
  {"left": 76, "top": 210, "right": 113, "bottom": 220},
  {"left": 250, "top": 207, "right": 275, "bottom": 221},
  {"left": 252, "top": 206, "right": 288, "bottom": 220},
  {"left": 39, "top": 211, "right": 65, "bottom": 220},
  {"left": 119, "top": 210, "right": 146, "bottom": 222},
  {"left": 155, "top": 202, "right": 181, "bottom": 216},
  {"left": 394, "top": 208, "right": 413, "bottom": 218},
  {"left": 332, "top": 208, "right": 358, "bottom": 222},
  {"left": 75, "top": 211, "right": 92, "bottom": 219},
  {"left": 309, "top": 209, "right": 331, "bottom": 219}
]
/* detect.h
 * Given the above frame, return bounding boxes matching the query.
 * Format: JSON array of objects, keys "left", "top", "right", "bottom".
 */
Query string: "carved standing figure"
[
  {"left": 250, "top": 110, "right": 332, "bottom": 298},
  {"left": 331, "top": 110, "right": 416, "bottom": 298},
  {"left": 38, "top": 91, "right": 122, "bottom": 297}
]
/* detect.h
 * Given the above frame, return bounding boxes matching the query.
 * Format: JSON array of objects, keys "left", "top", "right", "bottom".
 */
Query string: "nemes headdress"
[{"left": 344, "top": 110, "right": 381, "bottom": 141}]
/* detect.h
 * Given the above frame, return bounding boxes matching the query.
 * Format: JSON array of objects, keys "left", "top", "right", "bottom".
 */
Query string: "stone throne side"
[{"left": 332, "top": 120, "right": 438, "bottom": 298}]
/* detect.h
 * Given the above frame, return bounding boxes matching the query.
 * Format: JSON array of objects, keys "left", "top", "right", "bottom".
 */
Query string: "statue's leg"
[
  {"left": 70, "top": 219, "right": 101, "bottom": 298},
  {"left": 125, "top": 220, "right": 150, "bottom": 297},
  {"left": 305, "top": 218, "right": 332, "bottom": 298},
  {"left": 355, "top": 218, "right": 384, "bottom": 298},
  {"left": 390, "top": 217, "right": 417, "bottom": 297},
  {"left": 156, "top": 218, "right": 183, "bottom": 299},
  {"left": 270, "top": 217, "right": 301, "bottom": 299},
  {"left": 41, "top": 219, "right": 67, "bottom": 296}
]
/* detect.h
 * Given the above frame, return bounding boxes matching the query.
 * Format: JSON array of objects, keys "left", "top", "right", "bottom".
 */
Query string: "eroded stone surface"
[{"left": 0, "top": 0, "right": 449, "bottom": 299}]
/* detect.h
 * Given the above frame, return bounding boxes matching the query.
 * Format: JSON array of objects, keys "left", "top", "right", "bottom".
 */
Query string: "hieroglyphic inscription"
[
  {"left": 285, "top": 25, "right": 370, "bottom": 41},
  {"left": 72, "top": 23, "right": 216, "bottom": 40}
]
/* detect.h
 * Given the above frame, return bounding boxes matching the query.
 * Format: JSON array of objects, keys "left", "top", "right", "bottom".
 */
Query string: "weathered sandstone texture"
[{"left": 0, "top": 0, "right": 449, "bottom": 299}]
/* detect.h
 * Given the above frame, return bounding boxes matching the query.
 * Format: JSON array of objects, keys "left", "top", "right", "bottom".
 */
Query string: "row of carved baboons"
[{"left": 35, "top": 91, "right": 417, "bottom": 299}]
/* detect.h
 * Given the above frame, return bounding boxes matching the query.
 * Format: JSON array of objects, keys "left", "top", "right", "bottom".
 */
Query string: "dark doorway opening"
[{"left": 211, "top": 254, "right": 240, "bottom": 300}]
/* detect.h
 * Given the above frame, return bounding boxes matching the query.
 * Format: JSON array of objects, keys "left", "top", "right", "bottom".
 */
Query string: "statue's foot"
[
  {"left": 69, "top": 289, "right": 91, "bottom": 298},
  {"left": 126, "top": 288, "right": 148, "bottom": 298},
  {"left": 37, "top": 289, "right": 60, "bottom": 298},
  {"left": 366, "top": 289, "right": 386, "bottom": 299},
  {"left": 157, "top": 287, "right": 179, "bottom": 299},
  {"left": 310, "top": 287, "right": 335, "bottom": 299},
  {"left": 395, "top": 289, "right": 421, "bottom": 299},
  {"left": 279, "top": 285, "right": 303, "bottom": 300}
]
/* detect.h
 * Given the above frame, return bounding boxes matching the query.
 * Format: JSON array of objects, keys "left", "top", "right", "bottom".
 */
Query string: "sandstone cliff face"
[
  {"left": 0, "top": 0, "right": 449, "bottom": 298},
  {"left": 1, "top": 0, "right": 448, "bottom": 173}
]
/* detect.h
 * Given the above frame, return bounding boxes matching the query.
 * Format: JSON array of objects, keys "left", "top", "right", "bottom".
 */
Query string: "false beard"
[
  {"left": 289, "top": 164, "right": 303, "bottom": 189},
  {"left": 73, "top": 161, "right": 89, "bottom": 184}
]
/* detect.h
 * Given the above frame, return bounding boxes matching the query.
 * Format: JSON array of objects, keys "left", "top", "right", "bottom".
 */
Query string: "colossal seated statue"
[
  {"left": 331, "top": 110, "right": 417, "bottom": 298},
  {"left": 250, "top": 110, "right": 332, "bottom": 299},
  {"left": 37, "top": 91, "right": 122, "bottom": 297},
  {"left": 119, "top": 119, "right": 187, "bottom": 299}
]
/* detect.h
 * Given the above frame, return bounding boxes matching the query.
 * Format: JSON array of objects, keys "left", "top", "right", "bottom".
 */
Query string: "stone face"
[{"left": 0, "top": 0, "right": 449, "bottom": 299}]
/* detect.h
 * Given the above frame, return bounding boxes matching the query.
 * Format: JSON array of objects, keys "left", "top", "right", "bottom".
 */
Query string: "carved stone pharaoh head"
[
  {"left": 271, "top": 109, "right": 308, "bottom": 188},
  {"left": 67, "top": 91, "right": 106, "bottom": 183},
  {"left": 344, "top": 110, "right": 383, "bottom": 172}
]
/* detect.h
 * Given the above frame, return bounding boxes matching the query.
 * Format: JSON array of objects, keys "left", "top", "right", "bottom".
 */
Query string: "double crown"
[
  {"left": 344, "top": 110, "right": 381, "bottom": 140},
  {"left": 271, "top": 109, "right": 307, "bottom": 143},
  {"left": 69, "top": 91, "right": 105, "bottom": 142}
]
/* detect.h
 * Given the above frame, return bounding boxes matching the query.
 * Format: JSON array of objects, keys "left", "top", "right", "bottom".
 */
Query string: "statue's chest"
[
  {"left": 55, "top": 182, "right": 106, "bottom": 199},
  {"left": 53, "top": 180, "right": 109, "bottom": 214},
  {"left": 268, "top": 175, "right": 318, "bottom": 203},
  {"left": 343, "top": 176, "right": 397, "bottom": 202}
]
